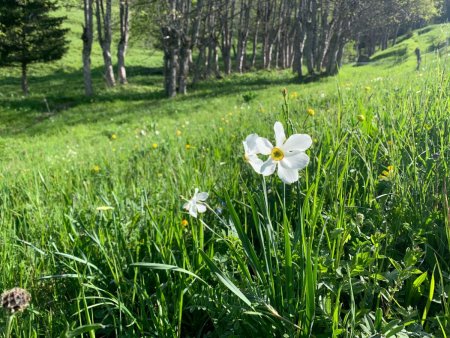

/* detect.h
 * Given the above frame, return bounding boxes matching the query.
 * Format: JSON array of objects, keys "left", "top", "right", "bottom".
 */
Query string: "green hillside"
[{"left": 0, "top": 10, "right": 449, "bottom": 336}]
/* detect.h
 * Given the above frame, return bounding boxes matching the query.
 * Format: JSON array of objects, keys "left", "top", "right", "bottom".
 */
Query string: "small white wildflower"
[{"left": 183, "top": 188, "right": 208, "bottom": 218}]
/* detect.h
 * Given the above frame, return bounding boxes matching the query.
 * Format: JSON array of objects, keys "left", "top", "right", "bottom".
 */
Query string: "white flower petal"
[
  {"left": 283, "top": 134, "right": 312, "bottom": 152},
  {"left": 247, "top": 154, "right": 263, "bottom": 174},
  {"left": 243, "top": 140, "right": 249, "bottom": 153},
  {"left": 196, "top": 203, "right": 207, "bottom": 213},
  {"left": 197, "top": 192, "right": 208, "bottom": 201},
  {"left": 260, "top": 158, "right": 277, "bottom": 176},
  {"left": 243, "top": 134, "right": 260, "bottom": 155},
  {"left": 277, "top": 165, "right": 299, "bottom": 184},
  {"left": 183, "top": 202, "right": 191, "bottom": 210},
  {"left": 256, "top": 137, "right": 273, "bottom": 155},
  {"left": 281, "top": 151, "right": 310, "bottom": 170},
  {"left": 189, "top": 204, "right": 198, "bottom": 218},
  {"left": 274, "top": 121, "right": 286, "bottom": 147}
]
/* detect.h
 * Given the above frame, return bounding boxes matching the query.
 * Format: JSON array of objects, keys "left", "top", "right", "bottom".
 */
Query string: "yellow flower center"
[
  {"left": 243, "top": 154, "right": 249, "bottom": 162},
  {"left": 271, "top": 147, "right": 284, "bottom": 161}
]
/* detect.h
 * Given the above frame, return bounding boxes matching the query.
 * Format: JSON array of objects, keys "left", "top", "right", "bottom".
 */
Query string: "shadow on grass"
[
  {"left": 0, "top": 65, "right": 313, "bottom": 137},
  {"left": 370, "top": 46, "right": 408, "bottom": 62},
  {"left": 188, "top": 72, "right": 298, "bottom": 97},
  {"left": 0, "top": 65, "right": 167, "bottom": 135}
]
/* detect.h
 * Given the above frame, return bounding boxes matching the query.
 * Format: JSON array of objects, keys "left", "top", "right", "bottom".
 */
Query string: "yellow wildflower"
[
  {"left": 185, "top": 144, "right": 191, "bottom": 150},
  {"left": 357, "top": 114, "right": 365, "bottom": 122},
  {"left": 152, "top": 143, "right": 158, "bottom": 149},
  {"left": 176, "top": 130, "right": 182, "bottom": 137},
  {"left": 92, "top": 165, "right": 100, "bottom": 173},
  {"left": 110, "top": 134, "right": 117, "bottom": 140},
  {"left": 181, "top": 219, "right": 189, "bottom": 227},
  {"left": 379, "top": 165, "right": 394, "bottom": 181},
  {"left": 307, "top": 108, "right": 315, "bottom": 116}
]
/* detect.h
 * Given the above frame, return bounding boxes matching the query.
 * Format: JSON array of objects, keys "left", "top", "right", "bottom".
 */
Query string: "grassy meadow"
[{"left": 0, "top": 8, "right": 450, "bottom": 337}]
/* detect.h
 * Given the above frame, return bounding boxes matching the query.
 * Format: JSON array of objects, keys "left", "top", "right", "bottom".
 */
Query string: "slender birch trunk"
[
  {"left": 95, "top": 0, "right": 116, "bottom": 87},
  {"left": 117, "top": 0, "right": 130, "bottom": 84},
  {"left": 82, "top": 0, "right": 94, "bottom": 96}
]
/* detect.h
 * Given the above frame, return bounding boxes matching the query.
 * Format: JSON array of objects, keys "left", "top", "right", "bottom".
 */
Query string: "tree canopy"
[{"left": 0, "top": 0, "right": 69, "bottom": 94}]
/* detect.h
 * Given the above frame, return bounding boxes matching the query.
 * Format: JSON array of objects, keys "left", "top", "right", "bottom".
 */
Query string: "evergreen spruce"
[{"left": 0, "top": 0, "right": 69, "bottom": 95}]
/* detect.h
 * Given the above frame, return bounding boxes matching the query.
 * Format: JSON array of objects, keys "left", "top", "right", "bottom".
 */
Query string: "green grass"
[{"left": 0, "top": 10, "right": 450, "bottom": 337}]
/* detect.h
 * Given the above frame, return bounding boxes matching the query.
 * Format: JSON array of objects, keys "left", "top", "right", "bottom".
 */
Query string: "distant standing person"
[{"left": 415, "top": 47, "right": 421, "bottom": 71}]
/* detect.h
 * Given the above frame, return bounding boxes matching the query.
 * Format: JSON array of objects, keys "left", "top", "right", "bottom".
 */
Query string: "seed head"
[
  {"left": 356, "top": 213, "right": 365, "bottom": 225},
  {"left": 1, "top": 288, "right": 31, "bottom": 313}
]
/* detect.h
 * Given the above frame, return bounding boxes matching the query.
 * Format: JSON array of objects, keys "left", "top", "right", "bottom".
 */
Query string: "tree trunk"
[
  {"left": 251, "top": 18, "right": 260, "bottom": 68},
  {"left": 168, "top": 48, "right": 178, "bottom": 98},
  {"left": 117, "top": 0, "right": 130, "bottom": 84},
  {"left": 82, "top": 0, "right": 94, "bottom": 96},
  {"left": 325, "top": 28, "right": 343, "bottom": 76},
  {"left": 212, "top": 42, "right": 220, "bottom": 77},
  {"left": 21, "top": 63, "right": 29, "bottom": 96},
  {"left": 193, "top": 42, "right": 206, "bottom": 83},
  {"left": 220, "top": 0, "right": 235, "bottom": 75},
  {"left": 95, "top": 0, "right": 116, "bottom": 87},
  {"left": 178, "top": 37, "right": 191, "bottom": 95},
  {"left": 235, "top": 0, "right": 251, "bottom": 73},
  {"left": 162, "top": 26, "right": 179, "bottom": 98},
  {"left": 304, "top": 0, "right": 317, "bottom": 75},
  {"left": 293, "top": 12, "right": 306, "bottom": 81}
]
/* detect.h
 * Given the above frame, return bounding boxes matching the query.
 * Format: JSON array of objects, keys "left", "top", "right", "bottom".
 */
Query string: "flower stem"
[{"left": 5, "top": 313, "right": 15, "bottom": 338}]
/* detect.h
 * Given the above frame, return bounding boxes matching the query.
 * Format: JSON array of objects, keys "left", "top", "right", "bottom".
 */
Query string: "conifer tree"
[{"left": 0, "top": 0, "right": 69, "bottom": 95}]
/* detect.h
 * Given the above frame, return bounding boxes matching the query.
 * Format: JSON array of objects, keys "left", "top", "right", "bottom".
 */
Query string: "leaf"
[
  {"left": 224, "top": 190, "right": 265, "bottom": 284},
  {"left": 421, "top": 267, "right": 435, "bottom": 326},
  {"left": 131, "top": 262, "right": 208, "bottom": 285},
  {"left": 64, "top": 324, "right": 106, "bottom": 337},
  {"left": 383, "top": 319, "right": 404, "bottom": 337},
  {"left": 199, "top": 250, "right": 252, "bottom": 307},
  {"left": 408, "top": 271, "right": 427, "bottom": 303}
]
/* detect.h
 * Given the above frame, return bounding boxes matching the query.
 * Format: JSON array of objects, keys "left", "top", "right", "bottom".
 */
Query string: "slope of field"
[{"left": 0, "top": 10, "right": 449, "bottom": 336}]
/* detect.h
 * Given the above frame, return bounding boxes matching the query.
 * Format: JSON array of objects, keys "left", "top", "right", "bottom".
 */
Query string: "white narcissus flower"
[
  {"left": 256, "top": 121, "right": 312, "bottom": 184},
  {"left": 183, "top": 188, "right": 209, "bottom": 218},
  {"left": 243, "top": 133, "right": 263, "bottom": 173}
]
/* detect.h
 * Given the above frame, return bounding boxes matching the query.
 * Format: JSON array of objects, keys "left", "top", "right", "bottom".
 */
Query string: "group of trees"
[
  {"left": 0, "top": 0, "right": 444, "bottom": 96},
  {"left": 0, "top": 0, "right": 131, "bottom": 96},
  {"left": 155, "top": 0, "right": 443, "bottom": 97},
  {"left": 354, "top": 0, "right": 441, "bottom": 57},
  {"left": 82, "top": 0, "right": 131, "bottom": 96}
]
